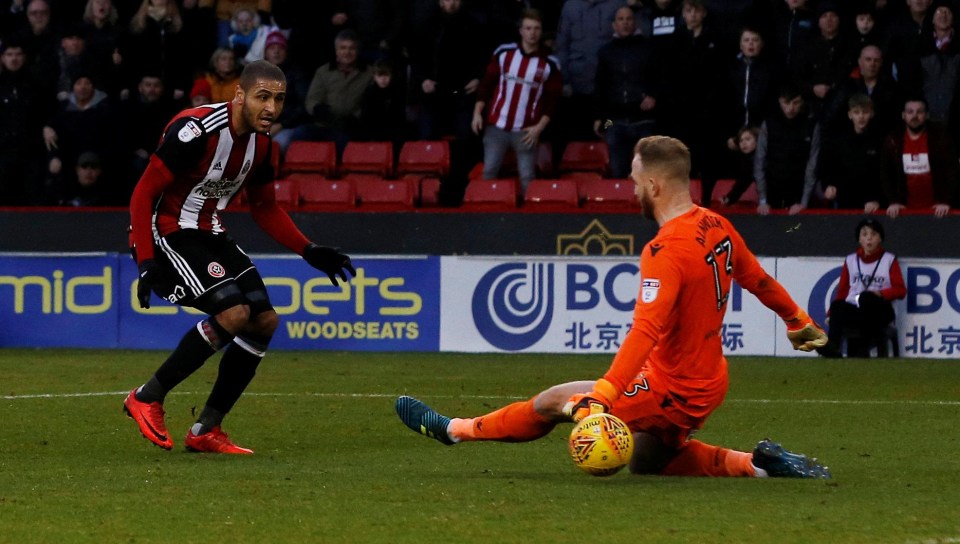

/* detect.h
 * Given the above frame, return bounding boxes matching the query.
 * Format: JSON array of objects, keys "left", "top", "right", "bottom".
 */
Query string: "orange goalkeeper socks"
[
  {"left": 659, "top": 439, "right": 756, "bottom": 477},
  {"left": 448, "top": 397, "right": 555, "bottom": 443}
]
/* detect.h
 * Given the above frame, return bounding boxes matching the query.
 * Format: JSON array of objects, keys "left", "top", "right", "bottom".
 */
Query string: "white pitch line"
[{"left": 1, "top": 391, "right": 958, "bottom": 406}]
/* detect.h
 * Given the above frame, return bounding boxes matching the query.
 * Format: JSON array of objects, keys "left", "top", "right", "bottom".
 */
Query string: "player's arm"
[
  {"left": 728, "top": 225, "right": 827, "bottom": 351},
  {"left": 246, "top": 156, "right": 355, "bottom": 286},
  {"left": 564, "top": 249, "right": 682, "bottom": 421}
]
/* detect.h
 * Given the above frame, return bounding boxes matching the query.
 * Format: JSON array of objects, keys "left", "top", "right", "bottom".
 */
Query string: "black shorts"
[{"left": 150, "top": 230, "right": 273, "bottom": 316}]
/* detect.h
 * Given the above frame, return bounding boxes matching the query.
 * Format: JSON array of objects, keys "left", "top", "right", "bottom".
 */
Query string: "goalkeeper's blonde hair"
[{"left": 633, "top": 136, "right": 691, "bottom": 185}]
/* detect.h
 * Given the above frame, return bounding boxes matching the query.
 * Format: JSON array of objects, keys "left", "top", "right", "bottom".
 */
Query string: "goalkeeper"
[{"left": 396, "top": 136, "right": 831, "bottom": 479}]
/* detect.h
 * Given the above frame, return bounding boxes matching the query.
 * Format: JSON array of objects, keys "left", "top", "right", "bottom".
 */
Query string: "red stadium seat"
[
  {"left": 354, "top": 176, "right": 416, "bottom": 210},
  {"left": 341, "top": 141, "right": 394, "bottom": 177},
  {"left": 690, "top": 179, "right": 703, "bottom": 205},
  {"left": 298, "top": 179, "right": 356, "bottom": 211},
  {"left": 418, "top": 177, "right": 442, "bottom": 207},
  {"left": 272, "top": 179, "right": 300, "bottom": 209},
  {"left": 523, "top": 179, "right": 579, "bottom": 210},
  {"left": 559, "top": 141, "right": 609, "bottom": 175},
  {"left": 398, "top": 141, "right": 450, "bottom": 177},
  {"left": 461, "top": 179, "right": 519, "bottom": 210},
  {"left": 711, "top": 179, "right": 759, "bottom": 208},
  {"left": 286, "top": 172, "right": 328, "bottom": 185},
  {"left": 580, "top": 178, "right": 638, "bottom": 211},
  {"left": 281, "top": 141, "right": 337, "bottom": 177}
]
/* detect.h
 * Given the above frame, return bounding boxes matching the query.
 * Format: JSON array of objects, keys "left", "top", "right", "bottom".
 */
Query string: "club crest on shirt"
[
  {"left": 641, "top": 279, "right": 660, "bottom": 303},
  {"left": 207, "top": 262, "right": 225, "bottom": 278},
  {"left": 178, "top": 121, "right": 202, "bottom": 142}
]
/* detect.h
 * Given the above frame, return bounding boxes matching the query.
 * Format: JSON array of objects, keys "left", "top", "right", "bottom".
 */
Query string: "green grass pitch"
[{"left": 0, "top": 349, "right": 958, "bottom": 544}]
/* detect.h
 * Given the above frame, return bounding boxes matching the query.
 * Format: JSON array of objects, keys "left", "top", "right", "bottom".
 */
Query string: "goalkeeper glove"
[
  {"left": 785, "top": 309, "right": 828, "bottom": 352},
  {"left": 562, "top": 378, "right": 619, "bottom": 423},
  {"left": 136, "top": 259, "right": 158, "bottom": 309},
  {"left": 303, "top": 243, "right": 356, "bottom": 286}
]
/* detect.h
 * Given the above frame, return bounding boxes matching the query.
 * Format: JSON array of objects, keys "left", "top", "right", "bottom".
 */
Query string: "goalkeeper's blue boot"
[
  {"left": 395, "top": 396, "right": 454, "bottom": 445},
  {"left": 752, "top": 439, "right": 832, "bottom": 479}
]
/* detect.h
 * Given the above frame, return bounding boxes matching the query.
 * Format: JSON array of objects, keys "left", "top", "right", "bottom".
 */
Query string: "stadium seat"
[
  {"left": 340, "top": 141, "right": 394, "bottom": 177},
  {"left": 418, "top": 177, "right": 442, "bottom": 207},
  {"left": 690, "top": 179, "right": 703, "bottom": 205},
  {"left": 559, "top": 141, "right": 609, "bottom": 175},
  {"left": 523, "top": 179, "right": 579, "bottom": 210},
  {"left": 286, "top": 172, "right": 328, "bottom": 185},
  {"left": 272, "top": 179, "right": 300, "bottom": 209},
  {"left": 580, "top": 178, "right": 638, "bottom": 211},
  {"left": 281, "top": 141, "right": 337, "bottom": 177},
  {"left": 298, "top": 179, "right": 356, "bottom": 211},
  {"left": 461, "top": 179, "right": 519, "bottom": 210},
  {"left": 354, "top": 176, "right": 416, "bottom": 210},
  {"left": 711, "top": 179, "right": 759, "bottom": 208},
  {"left": 398, "top": 141, "right": 450, "bottom": 177}
]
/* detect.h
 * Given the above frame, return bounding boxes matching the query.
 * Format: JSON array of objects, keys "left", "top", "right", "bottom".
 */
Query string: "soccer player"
[
  {"left": 397, "top": 136, "right": 832, "bottom": 479},
  {"left": 124, "top": 60, "right": 355, "bottom": 454}
]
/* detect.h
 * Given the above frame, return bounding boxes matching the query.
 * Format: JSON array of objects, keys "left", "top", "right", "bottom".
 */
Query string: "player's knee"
[
  {"left": 250, "top": 309, "right": 279, "bottom": 338},
  {"left": 216, "top": 304, "right": 251, "bottom": 332},
  {"left": 628, "top": 432, "right": 674, "bottom": 474}
]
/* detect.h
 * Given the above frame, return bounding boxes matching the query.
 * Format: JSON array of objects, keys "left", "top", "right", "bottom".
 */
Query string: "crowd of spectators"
[{"left": 0, "top": 0, "right": 958, "bottom": 216}]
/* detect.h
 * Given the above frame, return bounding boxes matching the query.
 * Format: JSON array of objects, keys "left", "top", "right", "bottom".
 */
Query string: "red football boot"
[
  {"left": 184, "top": 426, "right": 254, "bottom": 455},
  {"left": 123, "top": 389, "right": 174, "bottom": 450}
]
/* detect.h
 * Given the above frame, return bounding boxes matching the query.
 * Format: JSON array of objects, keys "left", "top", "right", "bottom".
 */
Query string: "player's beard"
[{"left": 639, "top": 190, "right": 655, "bottom": 221}]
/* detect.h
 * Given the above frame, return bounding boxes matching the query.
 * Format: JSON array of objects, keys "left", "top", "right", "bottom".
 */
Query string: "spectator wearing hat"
[
  {"left": 189, "top": 77, "right": 212, "bottom": 107},
  {"left": 818, "top": 218, "right": 906, "bottom": 358},
  {"left": 880, "top": 95, "right": 958, "bottom": 218},
  {"left": 61, "top": 151, "right": 110, "bottom": 206},
  {"left": 259, "top": 30, "right": 310, "bottom": 152},
  {"left": 797, "top": 1, "right": 855, "bottom": 120},
  {"left": 42, "top": 72, "right": 117, "bottom": 203}
]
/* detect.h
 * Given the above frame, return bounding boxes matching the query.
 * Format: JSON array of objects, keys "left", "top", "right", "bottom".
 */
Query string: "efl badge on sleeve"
[
  {"left": 178, "top": 121, "right": 202, "bottom": 142},
  {"left": 641, "top": 279, "right": 660, "bottom": 303}
]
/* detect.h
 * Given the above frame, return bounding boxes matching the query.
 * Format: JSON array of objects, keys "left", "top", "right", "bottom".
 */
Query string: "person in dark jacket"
[
  {"left": 592, "top": 6, "right": 663, "bottom": 178},
  {"left": 818, "top": 93, "right": 885, "bottom": 212},
  {"left": 880, "top": 95, "right": 958, "bottom": 218},
  {"left": 0, "top": 41, "right": 47, "bottom": 205},
  {"left": 754, "top": 82, "right": 820, "bottom": 215}
]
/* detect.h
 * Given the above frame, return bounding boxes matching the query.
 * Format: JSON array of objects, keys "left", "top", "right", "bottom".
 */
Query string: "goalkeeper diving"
[{"left": 396, "top": 135, "right": 831, "bottom": 479}]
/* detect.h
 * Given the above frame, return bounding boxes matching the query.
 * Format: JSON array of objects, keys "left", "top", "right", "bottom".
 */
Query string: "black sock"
[
  {"left": 200, "top": 333, "right": 270, "bottom": 429},
  {"left": 136, "top": 319, "right": 233, "bottom": 403}
]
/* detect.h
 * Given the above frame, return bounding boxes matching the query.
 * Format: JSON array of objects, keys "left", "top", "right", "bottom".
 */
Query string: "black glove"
[
  {"left": 137, "top": 259, "right": 159, "bottom": 309},
  {"left": 303, "top": 243, "right": 356, "bottom": 286}
]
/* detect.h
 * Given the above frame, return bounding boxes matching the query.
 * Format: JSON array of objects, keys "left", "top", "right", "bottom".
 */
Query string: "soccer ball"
[{"left": 568, "top": 413, "right": 634, "bottom": 476}]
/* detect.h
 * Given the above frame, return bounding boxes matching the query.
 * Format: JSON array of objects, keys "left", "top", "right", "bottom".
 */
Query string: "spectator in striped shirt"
[{"left": 471, "top": 9, "right": 562, "bottom": 191}]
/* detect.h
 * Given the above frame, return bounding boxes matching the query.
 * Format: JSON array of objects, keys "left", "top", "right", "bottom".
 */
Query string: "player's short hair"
[
  {"left": 682, "top": 0, "right": 707, "bottom": 10},
  {"left": 239, "top": 59, "right": 285, "bottom": 90},
  {"left": 634, "top": 136, "right": 691, "bottom": 182},
  {"left": 848, "top": 93, "right": 873, "bottom": 112}
]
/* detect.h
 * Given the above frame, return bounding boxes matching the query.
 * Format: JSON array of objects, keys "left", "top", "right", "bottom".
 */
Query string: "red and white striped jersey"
[
  {"left": 478, "top": 43, "right": 562, "bottom": 131},
  {"left": 151, "top": 102, "right": 274, "bottom": 237}
]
